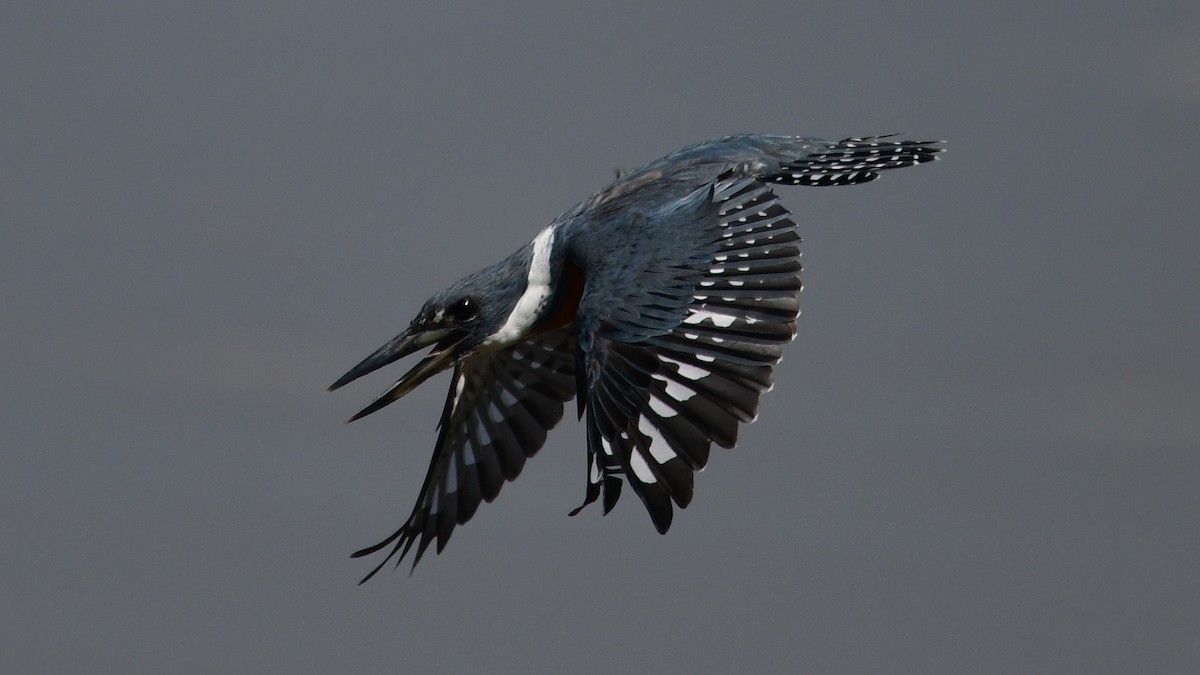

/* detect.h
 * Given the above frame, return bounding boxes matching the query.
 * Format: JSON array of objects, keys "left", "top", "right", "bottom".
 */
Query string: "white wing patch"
[
  {"left": 683, "top": 308, "right": 738, "bottom": 328},
  {"left": 628, "top": 450, "right": 657, "bottom": 484},
  {"left": 660, "top": 355, "right": 710, "bottom": 381},
  {"left": 647, "top": 393, "right": 677, "bottom": 418},
  {"left": 637, "top": 415, "right": 677, "bottom": 464}
]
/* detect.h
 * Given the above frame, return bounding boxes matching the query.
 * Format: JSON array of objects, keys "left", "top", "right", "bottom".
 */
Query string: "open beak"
[{"left": 328, "top": 326, "right": 463, "bottom": 422}]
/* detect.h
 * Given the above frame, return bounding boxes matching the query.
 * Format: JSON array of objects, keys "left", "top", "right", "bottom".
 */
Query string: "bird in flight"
[{"left": 330, "top": 133, "right": 942, "bottom": 582}]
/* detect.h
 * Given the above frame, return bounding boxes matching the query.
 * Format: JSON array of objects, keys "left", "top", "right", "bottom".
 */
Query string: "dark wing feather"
[
  {"left": 569, "top": 174, "right": 802, "bottom": 531},
  {"left": 353, "top": 327, "right": 575, "bottom": 582}
]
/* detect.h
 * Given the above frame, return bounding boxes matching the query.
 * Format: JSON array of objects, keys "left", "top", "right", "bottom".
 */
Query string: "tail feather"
[{"left": 763, "top": 135, "right": 943, "bottom": 187}]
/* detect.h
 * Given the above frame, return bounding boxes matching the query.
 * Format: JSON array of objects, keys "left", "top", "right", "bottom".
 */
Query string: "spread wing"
[
  {"left": 352, "top": 327, "right": 576, "bottom": 581},
  {"left": 570, "top": 175, "right": 802, "bottom": 531}
]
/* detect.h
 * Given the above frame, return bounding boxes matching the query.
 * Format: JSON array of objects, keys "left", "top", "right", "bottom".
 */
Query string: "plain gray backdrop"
[{"left": 4, "top": 2, "right": 1198, "bottom": 673}]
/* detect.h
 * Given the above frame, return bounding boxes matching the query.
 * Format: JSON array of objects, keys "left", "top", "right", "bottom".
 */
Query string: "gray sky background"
[{"left": 4, "top": 2, "right": 1198, "bottom": 673}]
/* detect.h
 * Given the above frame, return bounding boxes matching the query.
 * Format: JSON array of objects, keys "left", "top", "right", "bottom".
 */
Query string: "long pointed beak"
[{"left": 328, "top": 327, "right": 461, "bottom": 422}]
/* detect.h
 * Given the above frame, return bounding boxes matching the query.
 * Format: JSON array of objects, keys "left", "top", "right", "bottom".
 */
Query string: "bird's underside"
[{"left": 330, "top": 134, "right": 942, "bottom": 582}]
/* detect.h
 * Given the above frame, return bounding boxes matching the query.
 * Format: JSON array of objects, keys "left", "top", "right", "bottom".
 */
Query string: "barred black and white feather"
[
  {"left": 351, "top": 328, "right": 575, "bottom": 582},
  {"left": 766, "top": 135, "right": 942, "bottom": 186}
]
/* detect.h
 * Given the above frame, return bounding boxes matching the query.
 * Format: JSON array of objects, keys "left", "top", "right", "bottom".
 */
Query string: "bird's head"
[{"left": 329, "top": 243, "right": 551, "bottom": 421}]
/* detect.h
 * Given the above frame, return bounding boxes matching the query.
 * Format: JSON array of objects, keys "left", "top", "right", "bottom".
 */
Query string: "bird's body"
[{"left": 331, "top": 133, "right": 942, "bottom": 581}]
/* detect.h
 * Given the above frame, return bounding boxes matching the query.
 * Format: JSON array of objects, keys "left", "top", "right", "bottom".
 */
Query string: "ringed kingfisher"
[{"left": 330, "top": 133, "right": 942, "bottom": 582}]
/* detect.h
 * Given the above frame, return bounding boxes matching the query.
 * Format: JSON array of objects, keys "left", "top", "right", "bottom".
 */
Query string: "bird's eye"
[{"left": 447, "top": 297, "right": 479, "bottom": 323}]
